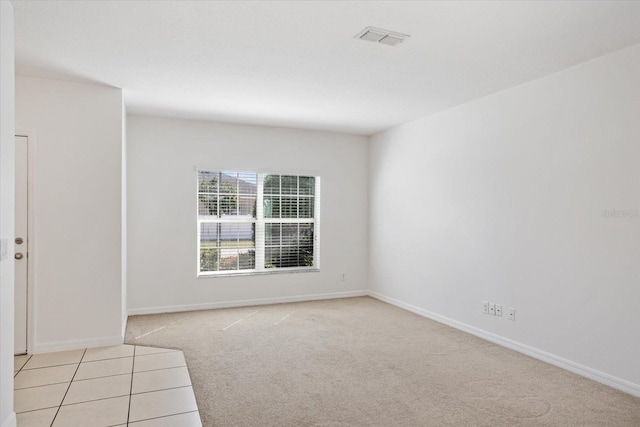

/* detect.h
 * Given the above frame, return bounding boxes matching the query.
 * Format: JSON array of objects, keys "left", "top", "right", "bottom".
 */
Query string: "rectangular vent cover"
[{"left": 355, "top": 27, "right": 410, "bottom": 46}]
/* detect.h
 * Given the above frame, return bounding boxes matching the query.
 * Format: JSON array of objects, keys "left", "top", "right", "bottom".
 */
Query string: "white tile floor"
[{"left": 14, "top": 345, "right": 202, "bottom": 427}]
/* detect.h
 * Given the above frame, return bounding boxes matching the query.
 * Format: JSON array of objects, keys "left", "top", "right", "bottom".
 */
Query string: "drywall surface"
[
  {"left": 369, "top": 44, "right": 640, "bottom": 391},
  {"left": 127, "top": 115, "right": 368, "bottom": 312},
  {"left": 15, "top": 76, "right": 124, "bottom": 352},
  {"left": 0, "top": 2, "right": 16, "bottom": 426},
  {"left": 121, "top": 103, "right": 127, "bottom": 335}
]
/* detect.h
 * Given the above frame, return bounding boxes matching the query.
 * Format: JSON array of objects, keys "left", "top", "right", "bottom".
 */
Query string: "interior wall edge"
[
  {"left": 368, "top": 290, "right": 640, "bottom": 399},
  {"left": 0, "top": 1, "right": 16, "bottom": 425}
]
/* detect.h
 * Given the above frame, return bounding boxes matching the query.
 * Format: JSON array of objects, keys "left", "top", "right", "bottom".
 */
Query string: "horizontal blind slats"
[{"left": 198, "top": 169, "right": 318, "bottom": 274}]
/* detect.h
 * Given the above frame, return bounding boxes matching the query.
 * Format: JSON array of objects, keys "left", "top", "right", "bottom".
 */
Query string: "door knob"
[
  {"left": 15, "top": 253, "right": 23, "bottom": 260},
  {"left": 15, "top": 237, "right": 23, "bottom": 245}
]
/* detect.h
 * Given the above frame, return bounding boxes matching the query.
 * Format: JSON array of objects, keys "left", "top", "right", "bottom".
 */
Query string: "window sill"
[{"left": 197, "top": 267, "right": 320, "bottom": 279}]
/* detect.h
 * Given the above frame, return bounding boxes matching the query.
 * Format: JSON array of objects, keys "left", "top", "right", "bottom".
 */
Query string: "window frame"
[{"left": 197, "top": 169, "right": 320, "bottom": 278}]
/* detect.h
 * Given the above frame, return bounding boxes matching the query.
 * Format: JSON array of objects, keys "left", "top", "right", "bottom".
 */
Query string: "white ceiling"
[{"left": 12, "top": 0, "right": 640, "bottom": 135}]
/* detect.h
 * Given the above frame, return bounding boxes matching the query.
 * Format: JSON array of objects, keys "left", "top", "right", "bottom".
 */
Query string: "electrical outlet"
[
  {"left": 483, "top": 301, "right": 489, "bottom": 314},
  {"left": 508, "top": 308, "right": 515, "bottom": 321},
  {"left": 489, "top": 303, "right": 496, "bottom": 316},
  {"left": 495, "top": 304, "right": 502, "bottom": 317}
]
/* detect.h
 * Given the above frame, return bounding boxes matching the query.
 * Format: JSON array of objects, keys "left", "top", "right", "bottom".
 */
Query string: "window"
[{"left": 197, "top": 170, "right": 319, "bottom": 276}]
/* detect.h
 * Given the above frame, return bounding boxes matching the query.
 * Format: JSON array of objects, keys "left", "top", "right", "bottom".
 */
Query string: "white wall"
[
  {"left": 127, "top": 116, "right": 368, "bottom": 313},
  {"left": 121, "top": 103, "right": 127, "bottom": 335},
  {"left": 15, "top": 76, "right": 125, "bottom": 352},
  {"left": 0, "top": 2, "right": 16, "bottom": 426},
  {"left": 369, "top": 43, "right": 640, "bottom": 395}
]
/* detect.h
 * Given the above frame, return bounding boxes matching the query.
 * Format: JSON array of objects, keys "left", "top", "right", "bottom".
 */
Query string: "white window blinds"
[{"left": 197, "top": 170, "right": 320, "bottom": 276}]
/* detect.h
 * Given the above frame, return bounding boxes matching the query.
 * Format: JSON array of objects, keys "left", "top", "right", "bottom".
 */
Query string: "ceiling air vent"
[{"left": 355, "top": 27, "right": 410, "bottom": 46}]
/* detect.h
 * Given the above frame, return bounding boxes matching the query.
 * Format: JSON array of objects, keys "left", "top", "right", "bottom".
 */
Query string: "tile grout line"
[
  {"left": 129, "top": 352, "right": 180, "bottom": 359},
  {"left": 15, "top": 360, "right": 136, "bottom": 390},
  {"left": 21, "top": 361, "right": 81, "bottom": 371},
  {"left": 78, "top": 353, "right": 134, "bottom": 363},
  {"left": 56, "top": 393, "right": 132, "bottom": 408},
  {"left": 71, "top": 366, "right": 133, "bottom": 382},
  {"left": 14, "top": 405, "right": 61, "bottom": 415},
  {"left": 134, "top": 352, "right": 182, "bottom": 359},
  {"left": 22, "top": 358, "right": 183, "bottom": 388},
  {"left": 15, "top": 380, "right": 76, "bottom": 391},
  {"left": 43, "top": 384, "right": 193, "bottom": 407},
  {"left": 13, "top": 354, "right": 33, "bottom": 378},
  {"left": 134, "top": 365, "right": 186, "bottom": 374},
  {"left": 49, "top": 348, "right": 87, "bottom": 427},
  {"left": 126, "top": 345, "right": 137, "bottom": 426},
  {"left": 133, "top": 364, "right": 187, "bottom": 374},
  {"left": 21, "top": 384, "right": 191, "bottom": 412},
  {"left": 131, "top": 384, "right": 193, "bottom": 397},
  {"left": 13, "top": 354, "right": 32, "bottom": 376},
  {"left": 127, "top": 409, "right": 200, "bottom": 426},
  {"left": 15, "top": 405, "right": 200, "bottom": 423},
  {"left": 18, "top": 384, "right": 193, "bottom": 415},
  {"left": 70, "top": 372, "right": 132, "bottom": 384},
  {"left": 15, "top": 347, "right": 197, "bottom": 425}
]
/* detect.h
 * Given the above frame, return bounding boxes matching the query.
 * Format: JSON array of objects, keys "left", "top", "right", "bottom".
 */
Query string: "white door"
[{"left": 15, "top": 135, "right": 28, "bottom": 355}]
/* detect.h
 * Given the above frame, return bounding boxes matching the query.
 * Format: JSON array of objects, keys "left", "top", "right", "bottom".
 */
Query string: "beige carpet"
[{"left": 125, "top": 297, "right": 640, "bottom": 426}]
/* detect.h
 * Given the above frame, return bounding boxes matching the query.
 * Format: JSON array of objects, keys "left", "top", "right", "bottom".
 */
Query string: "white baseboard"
[
  {"left": 122, "top": 313, "right": 128, "bottom": 338},
  {"left": 1, "top": 412, "right": 16, "bottom": 427},
  {"left": 128, "top": 290, "right": 368, "bottom": 316},
  {"left": 368, "top": 290, "right": 640, "bottom": 398},
  {"left": 32, "top": 335, "right": 124, "bottom": 354}
]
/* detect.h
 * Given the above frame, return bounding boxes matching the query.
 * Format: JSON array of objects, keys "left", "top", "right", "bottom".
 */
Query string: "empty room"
[{"left": 1, "top": 1, "right": 639, "bottom": 426}]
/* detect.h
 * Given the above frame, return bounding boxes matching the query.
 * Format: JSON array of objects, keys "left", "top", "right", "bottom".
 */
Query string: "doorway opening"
[{"left": 15, "top": 134, "right": 30, "bottom": 355}]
